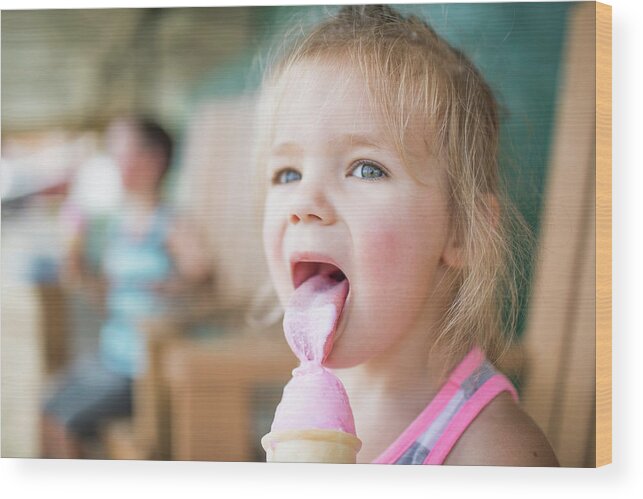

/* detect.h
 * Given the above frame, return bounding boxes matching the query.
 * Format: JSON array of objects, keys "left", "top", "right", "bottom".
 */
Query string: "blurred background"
[{"left": 1, "top": 3, "right": 597, "bottom": 466}]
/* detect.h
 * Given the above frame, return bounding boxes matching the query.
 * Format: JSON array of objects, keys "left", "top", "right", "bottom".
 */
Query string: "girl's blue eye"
[
  {"left": 274, "top": 169, "right": 302, "bottom": 184},
  {"left": 349, "top": 161, "right": 387, "bottom": 180}
]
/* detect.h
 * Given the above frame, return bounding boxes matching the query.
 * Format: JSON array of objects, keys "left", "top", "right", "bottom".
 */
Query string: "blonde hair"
[{"left": 255, "top": 5, "right": 532, "bottom": 364}]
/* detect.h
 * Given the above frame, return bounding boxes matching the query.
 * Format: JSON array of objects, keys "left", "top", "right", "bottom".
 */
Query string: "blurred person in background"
[{"left": 41, "top": 117, "right": 211, "bottom": 459}]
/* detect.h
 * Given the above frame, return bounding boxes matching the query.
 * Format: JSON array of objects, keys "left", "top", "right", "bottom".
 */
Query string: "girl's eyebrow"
[
  {"left": 329, "top": 133, "right": 381, "bottom": 150},
  {"left": 270, "top": 142, "right": 302, "bottom": 157},
  {"left": 271, "top": 133, "right": 382, "bottom": 156}
]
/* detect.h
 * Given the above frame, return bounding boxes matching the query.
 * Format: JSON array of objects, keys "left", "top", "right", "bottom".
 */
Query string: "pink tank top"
[{"left": 372, "top": 347, "right": 518, "bottom": 465}]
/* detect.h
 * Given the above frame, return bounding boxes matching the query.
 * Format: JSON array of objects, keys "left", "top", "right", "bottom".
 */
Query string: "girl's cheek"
[
  {"left": 359, "top": 222, "right": 431, "bottom": 301},
  {"left": 361, "top": 227, "right": 401, "bottom": 281},
  {"left": 262, "top": 209, "right": 278, "bottom": 257},
  {"left": 263, "top": 224, "right": 281, "bottom": 271},
  {"left": 262, "top": 205, "right": 291, "bottom": 304}
]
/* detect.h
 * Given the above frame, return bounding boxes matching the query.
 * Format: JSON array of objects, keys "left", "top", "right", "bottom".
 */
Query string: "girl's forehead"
[
  {"left": 269, "top": 61, "right": 391, "bottom": 147},
  {"left": 276, "top": 61, "right": 373, "bottom": 114}
]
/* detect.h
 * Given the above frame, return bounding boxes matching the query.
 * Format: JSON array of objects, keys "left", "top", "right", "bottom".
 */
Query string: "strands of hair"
[{"left": 255, "top": 4, "right": 534, "bottom": 367}]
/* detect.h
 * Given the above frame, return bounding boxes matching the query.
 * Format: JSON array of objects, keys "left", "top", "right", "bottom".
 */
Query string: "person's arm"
[
  {"left": 165, "top": 217, "right": 213, "bottom": 288},
  {"left": 62, "top": 226, "right": 108, "bottom": 312},
  {"left": 148, "top": 217, "right": 217, "bottom": 324}
]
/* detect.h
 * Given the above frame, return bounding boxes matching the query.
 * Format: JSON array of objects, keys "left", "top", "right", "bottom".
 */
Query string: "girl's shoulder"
[{"left": 443, "top": 391, "right": 560, "bottom": 467}]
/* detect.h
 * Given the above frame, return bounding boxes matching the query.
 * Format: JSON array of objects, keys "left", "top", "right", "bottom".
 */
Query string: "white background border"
[{"left": 1, "top": 0, "right": 639, "bottom": 497}]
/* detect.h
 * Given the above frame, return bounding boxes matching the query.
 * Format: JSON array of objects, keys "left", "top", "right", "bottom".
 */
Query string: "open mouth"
[{"left": 292, "top": 261, "right": 348, "bottom": 290}]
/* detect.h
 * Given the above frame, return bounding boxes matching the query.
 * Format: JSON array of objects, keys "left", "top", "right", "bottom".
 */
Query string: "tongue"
[{"left": 283, "top": 273, "right": 349, "bottom": 364}]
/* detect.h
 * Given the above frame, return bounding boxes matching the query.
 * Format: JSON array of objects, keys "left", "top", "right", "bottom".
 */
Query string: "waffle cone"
[{"left": 261, "top": 428, "right": 362, "bottom": 464}]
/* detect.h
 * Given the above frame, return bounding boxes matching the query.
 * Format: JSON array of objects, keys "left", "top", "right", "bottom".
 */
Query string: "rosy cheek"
[
  {"left": 366, "top": 228, "right": 398, "bottom": 256},
  {"left": 360, "top": 227, "right": 401, "bottom": 282},
  {"left": 360, "top": 223, "right": 433, "bottom": 294}
]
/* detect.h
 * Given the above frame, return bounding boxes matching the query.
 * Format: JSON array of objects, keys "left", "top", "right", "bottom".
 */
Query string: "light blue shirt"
[{"left": 99, "top": 208, "right": 173, "bottom": 377}]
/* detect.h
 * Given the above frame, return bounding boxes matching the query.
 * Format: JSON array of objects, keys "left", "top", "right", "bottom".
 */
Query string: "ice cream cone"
[{"left": 262, "top": 428, "right": 362, "bottom": 464}]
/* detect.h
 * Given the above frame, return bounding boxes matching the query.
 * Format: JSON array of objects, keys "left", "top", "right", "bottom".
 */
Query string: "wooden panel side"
[
  {"left": 521, "top": 3, "right": 596, "bottom": 465},
  {"left": 595, "top": 0, "right": 612, "bottom": 468}
]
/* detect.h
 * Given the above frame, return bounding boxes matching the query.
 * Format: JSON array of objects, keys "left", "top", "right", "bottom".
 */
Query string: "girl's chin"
[
  {"left": 322, "top": 352, "right": 356, "bottom": 369},
  {"left": 322, "top": 340, "right": 366, "bottom": 370}
]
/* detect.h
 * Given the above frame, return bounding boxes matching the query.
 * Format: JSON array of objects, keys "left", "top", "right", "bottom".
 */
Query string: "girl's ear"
[
  {"left": 440, "top": 194, "right": 500, "bottom": 269},
  {"left": 487, "top": 193, "right": 501, "bottom": 231},
  {"left": 441, "top": 221, "right": 465, "bottom": 269}
]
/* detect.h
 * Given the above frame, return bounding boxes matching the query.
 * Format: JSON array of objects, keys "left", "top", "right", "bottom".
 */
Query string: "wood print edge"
[{"left": 595, "top": 0, "right": 612, "bottom": 468}]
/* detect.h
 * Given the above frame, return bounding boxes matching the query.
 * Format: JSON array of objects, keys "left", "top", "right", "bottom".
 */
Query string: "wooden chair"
[
  {"left": 101, "top": 311, "right": 293, "bottom": 462},
  {"left": 100, "top": 316, "right": 181, "bottom": 460},
  {"left": 162, "top": 331, "right": 295, "bottom": 462},
  {"left": 35, "top": 282, "right": 70, "bottom": 376}
]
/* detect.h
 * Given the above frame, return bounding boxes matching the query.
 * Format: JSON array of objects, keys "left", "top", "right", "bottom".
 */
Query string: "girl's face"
[{"left": 262, "top": 61, "right": 460, "bottom": 368}]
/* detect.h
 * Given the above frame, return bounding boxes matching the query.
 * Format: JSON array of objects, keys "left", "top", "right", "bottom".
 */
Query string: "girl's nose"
[{"left": 288, "top": 182, "right": 336, "bottom": 226}]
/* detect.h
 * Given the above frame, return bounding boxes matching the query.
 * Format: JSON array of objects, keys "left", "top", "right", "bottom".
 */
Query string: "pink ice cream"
[
  {"left": 270, "top": 363, "right": 356, "bottom": 434},
  {"left": 270, "top": 272, "right": 356, "bottom": 435}
]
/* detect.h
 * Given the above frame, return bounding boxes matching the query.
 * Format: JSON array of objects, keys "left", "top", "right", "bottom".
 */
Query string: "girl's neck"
[
  {"left": 337, "top": 325, "right": 454, "bottom": 464},
  {"left": 338, "top": 272, "right": 458, "bottom": 398},
  {"left": 337, "top": 316, "right": 455, "bottom": 407}
]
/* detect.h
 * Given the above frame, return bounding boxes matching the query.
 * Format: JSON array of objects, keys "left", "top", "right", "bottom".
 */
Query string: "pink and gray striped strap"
[{"left": 373, "top": 348, "right": 518, "bottom": 465}]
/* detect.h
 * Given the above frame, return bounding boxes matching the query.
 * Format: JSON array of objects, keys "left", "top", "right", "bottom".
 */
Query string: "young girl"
[{"left": 258, "top": 5, "right": 558, "bottom": 466}]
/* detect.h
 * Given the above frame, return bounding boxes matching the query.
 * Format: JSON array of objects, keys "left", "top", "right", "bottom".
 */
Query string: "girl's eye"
[
  {"left": 349, "top": 160, "right": 388, "bottom": 180},
  {"left": 273, "top": 168, "right": 302, "bottom": 184}
]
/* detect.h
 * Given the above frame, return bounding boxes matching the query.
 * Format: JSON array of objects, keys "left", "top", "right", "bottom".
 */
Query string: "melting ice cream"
[{"left": 270, "top": 272, "right": 356, "bottom": 435}]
